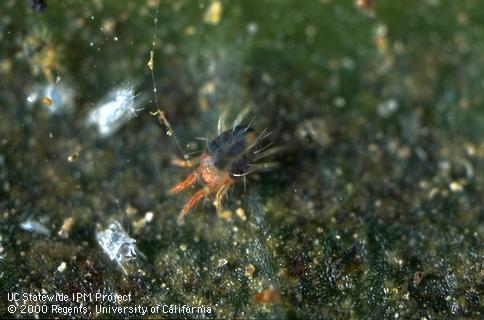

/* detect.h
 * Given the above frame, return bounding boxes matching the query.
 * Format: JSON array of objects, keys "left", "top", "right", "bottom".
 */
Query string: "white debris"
[
  {"left": 217, "top": 258, "right": 228, "bottom": 267},
  {"left": 333, "top": 96, "right": 346, "bottom": 108},
  {"left": 57, "top": 262, "right": 67, "bottom": 272},
  {"left": 449, "top": 181, "right": 463, "bottom": 192},
  {"left": 27, "top": 84, "right": 75, "bottom": 114},
  {"left": 132, "top": 211, "right": 155, "bottom": 234},
  {"left": 144, "top": 211, "right": 154, "bottom": 222},
  {"left": 96, "top": 221, "right": 143, "bottom": 274},
  {"left": 247, "top": 22, "right": 258, "bottom": 35},
  {"left": 27, "top": 94, "right": 37, "bottom": 103},
  {"left": 377, "top": 99, "right": 399, "bottom": 117},
  {"left": 19, "top": 219, "right": 51, "bottom": 236},
  {"left": 86, "top": 85, "right": 143, "bottom": 137}
]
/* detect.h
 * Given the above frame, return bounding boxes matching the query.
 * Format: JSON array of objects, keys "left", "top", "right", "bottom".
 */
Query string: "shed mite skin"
[{"left": 170, "top": 114, "right": 278, "bottom": 224}]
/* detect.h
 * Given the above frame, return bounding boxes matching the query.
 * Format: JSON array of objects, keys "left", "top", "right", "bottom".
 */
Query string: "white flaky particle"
[
  {"left": 144, "top": 211, "right": 154, "bottom": 222},
  {"left": 333, "top": 96, "right": 346, "bottom": 108},
  {"left": 96, "top": 221, "right": 143, "bottom": 274},
  {"left": 217, "top": 258, "right": 228, "bottom": 267},
  {"left": 57, "top": 262, "right": 67, "bottom": 272},
  {"left": 247, "top": 22, "right": 258, "bottom": 35},
  {"left": 86, "top": 85, "right": 143, "bottom": 137},
  {"left": 377, "top": 99, "right": 399, "bottom": 117},
  {"left": 449, "top": 181, "right": 463, "bottom": 192},
  {"left": 27, "top": 93, "right": 38, "bottom": 103},
  {"left": 19, "top": 219, "right": 51, "bottom": 236}
]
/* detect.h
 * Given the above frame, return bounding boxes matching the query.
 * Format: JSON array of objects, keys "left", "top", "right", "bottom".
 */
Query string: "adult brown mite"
[{"left": 170, "top": 115, "right": 277, "bottom": 224}]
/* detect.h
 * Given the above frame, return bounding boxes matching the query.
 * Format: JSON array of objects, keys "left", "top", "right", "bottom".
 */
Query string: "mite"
[{"left": 170, "top": 118, "right": 277, "bottom": 224}]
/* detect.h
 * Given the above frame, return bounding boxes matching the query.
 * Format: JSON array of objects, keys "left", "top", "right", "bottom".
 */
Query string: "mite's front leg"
[
  {"left": 171, "top": 157, "right": 200, "bottom": 168},
  {"left": 177, "top": 187, "right": 210, "bottom": 224},
  {"left": 170, "top": 171, "right": 199, "bottom": 194}
]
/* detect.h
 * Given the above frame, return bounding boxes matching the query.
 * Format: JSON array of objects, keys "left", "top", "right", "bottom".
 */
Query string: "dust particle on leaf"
[
  {"left": 67, "top": 151, "right": 79, "bottom": 162},
  {"left": 42, "top": 96, "right": 53, "bottom": 107}
]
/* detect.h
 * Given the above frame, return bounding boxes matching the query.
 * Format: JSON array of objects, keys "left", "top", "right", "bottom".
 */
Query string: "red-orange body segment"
[{"left": 170, "top": 152, "right": 235, "bottom": 223}]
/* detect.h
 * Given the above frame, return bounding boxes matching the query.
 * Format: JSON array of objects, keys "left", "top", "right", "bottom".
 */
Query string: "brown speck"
[
  {"left": 297, "top": 118, "right": 332, "bottom": 147},
  {"left": 398, "top": 145, "right": 411, "bottom": 158},
  {"left": 355, "top": 0, "right": 374, "bottom": 15},
  {"left": 200, "top": 81, "right": 215, "bottom": 95},
  {"left": 185, "top": 26, "right": 196, "bottom": 35},
  {"left": 58, "top": 217, "right": 75, "bottom": 238},
  {"left": 147, "top": 0, "right": 160, "bottom": 8},
  {"left": 42, "top": 96, "right": 53, "bottom": 107},
  {"left": 413, "top": 271, "right": 423, "bottom": 286},
  {"left": 245, "top": 264, "right": 256, "bottom": 277},
  {"left": 254, "top": 288, "right": 279, "bottom": 304},
  {"left": 102, "top": 18, "right": 116, "bottom": 35},
  {"left": 151, "top": 110, "right": 176, "bottom": 137},
  {"left": 67, "top": 151, "right": 79, "bottom": 162},
  {"left": 457, "top": 12, "right": 468, "bottom": 26}
]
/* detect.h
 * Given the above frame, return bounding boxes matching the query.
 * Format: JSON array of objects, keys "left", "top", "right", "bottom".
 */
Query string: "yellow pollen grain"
[
  {"left": 236, "top": 207, "right": 247, "bottom": 221},
  {"left": 218, "top": 210, "right": 232, "bottom": 221},
  {"left": 147, "top": 50, "right": 154, "bottom": 70},
  {"left": 245, "top": 263, "right": 256, "bottom": 277},
  {"left": 449, "top": 181, "right": 463, "bottom": 192},
  {"left": 185, "top": 25, "right": 196, "bottom": 35},
  {"left": 203, "top": 1, "right": 222, "bottom": 25}
]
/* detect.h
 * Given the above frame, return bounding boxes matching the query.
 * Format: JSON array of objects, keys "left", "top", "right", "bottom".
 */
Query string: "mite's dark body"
[
  {"left": 171, "top": 123, "right": 271, "bottom": 224},
  {"left": 207, "top": 125, "right": 257, "bottom": 176},
  {"left": 26, "top": 0, "right": 47, "bottom": 12}
]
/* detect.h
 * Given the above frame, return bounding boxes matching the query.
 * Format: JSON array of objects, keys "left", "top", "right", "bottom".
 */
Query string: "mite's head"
[{"left": 207, "top": 125, "right": 259, "bottom": 177}]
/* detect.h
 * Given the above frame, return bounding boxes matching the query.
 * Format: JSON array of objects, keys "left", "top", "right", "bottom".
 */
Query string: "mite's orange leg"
[
  {"left": 213, "top": 182, "right": 233, "bottom": 215},
  {"left": 177, "top": 187, "right": 211, "bottom": 224},
  {"left": 171, "top": 157, "right": 200, "bottom": 168},
  {"left": 170, "top": 171, "right": 199, "bottom": 194}
]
